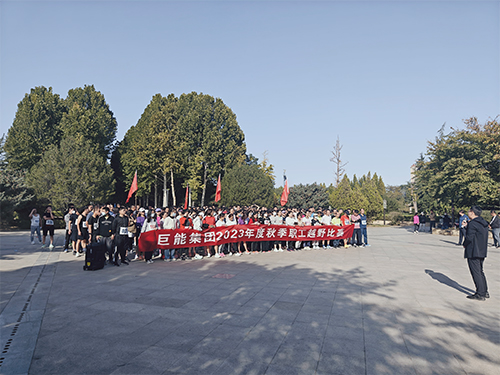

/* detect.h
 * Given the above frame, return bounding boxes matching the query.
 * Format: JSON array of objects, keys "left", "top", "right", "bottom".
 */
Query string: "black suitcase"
[{"left": 83, "top": 240, "right": 106, "bottom": 271}]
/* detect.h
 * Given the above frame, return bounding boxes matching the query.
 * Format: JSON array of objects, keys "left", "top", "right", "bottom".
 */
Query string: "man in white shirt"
[{"left": 321, "top": 210, "right": 332, "bottom": 248}]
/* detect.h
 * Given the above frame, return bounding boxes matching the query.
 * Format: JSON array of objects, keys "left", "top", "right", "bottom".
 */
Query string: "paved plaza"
[{"left": 0, "top": 227, "right": 499, "bottom": 375}]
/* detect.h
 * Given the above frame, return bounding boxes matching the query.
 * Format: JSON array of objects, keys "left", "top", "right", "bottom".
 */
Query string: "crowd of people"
[
  {"left": 28, "top": 204, "right": 372, "bottom": 266},
  {"left": 411, "top": 209, "right": 500, "bottom": 248}
]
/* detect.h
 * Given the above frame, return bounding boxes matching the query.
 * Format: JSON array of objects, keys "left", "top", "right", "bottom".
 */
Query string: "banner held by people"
[{"left": 139, "top": 224, "right": 354, "bottom": 252}]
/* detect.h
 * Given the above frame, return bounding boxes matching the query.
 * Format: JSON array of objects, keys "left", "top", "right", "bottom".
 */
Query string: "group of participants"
[{"left": 30, "top": 204, "right": 371, "bottom": 266}]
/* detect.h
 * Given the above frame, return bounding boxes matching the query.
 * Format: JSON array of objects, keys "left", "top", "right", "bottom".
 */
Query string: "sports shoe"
[
  {"left": 206, "top": 253, "right": 212, "bottom": 258},
  {"left": 273, "top": 248, "right": 279, "bottom": 252},
  {"left": 49, "top": 244, "right": 54, "bottom": 249},
  {"left": 220, "top": 253, "right": 225, "bottom": 257},
  {"left": 31, "top": 241, "right": 35, "bottom": 245},
  {"left": 41, "top": 244, "right": 46, "bottom": 248},
  {"left": 63, "top": 249, "right": 68, "bottom": 253},
  {"left": 194, "top": 254, "right": 203, "bottom": 260},
  {"left": 365, "top": 244, "right": 371, "bottom": 247},
  {"left": 147, "top": 260, "right": 154, "bottom": 264},
  {"left": 164, "top": 258, "right": 169, "bottom": 262},
  {"left": 75, "top": 252, "right": 81, "bottom": 257},
  {"left": 226, "top": 253, "right": 232, "bottom": 256},
  {"left": 214, "top": 253, "right": 221, "bottom": 258},
  {"left": 279, "top": 248, "right": 284, "bottom": 252},
  {"left": 234, "top": 253, "right": 241, "bottom": 257}
]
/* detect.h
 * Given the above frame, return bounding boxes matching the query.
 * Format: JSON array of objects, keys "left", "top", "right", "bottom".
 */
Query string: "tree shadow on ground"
[{"left": 1, "top": 251, "right": 499, "bottom": 375}]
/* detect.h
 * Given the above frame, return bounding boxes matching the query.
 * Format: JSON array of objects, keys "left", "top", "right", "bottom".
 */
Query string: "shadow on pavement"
[
  {"left": 1, "top": 251, "right": 499, "bottom": 375},
  {"left": 424, "top": 269, "right": 475, "bottom": 295}
]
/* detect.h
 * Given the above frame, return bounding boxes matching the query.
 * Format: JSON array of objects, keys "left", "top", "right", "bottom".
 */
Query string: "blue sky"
[{"left": 1, "top": 0, "right": 498, "bottom": 187}]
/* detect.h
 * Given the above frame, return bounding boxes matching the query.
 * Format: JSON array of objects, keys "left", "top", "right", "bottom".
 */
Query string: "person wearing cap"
[{"left": 111, "top": 207, "right": 130, "bottom": 266}]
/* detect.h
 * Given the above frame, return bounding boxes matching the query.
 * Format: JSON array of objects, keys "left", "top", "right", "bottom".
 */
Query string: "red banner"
[{"left": 138, "top": 224, "right": 354, "bottom": 253}]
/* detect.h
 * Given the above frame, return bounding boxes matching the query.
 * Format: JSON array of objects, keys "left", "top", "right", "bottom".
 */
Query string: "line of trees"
[
  {"left": 413, "top": 117, "right": 500, "bottom": 215},
  {"left": 7, "top": 86, "right": 494, "bottom": 229}
]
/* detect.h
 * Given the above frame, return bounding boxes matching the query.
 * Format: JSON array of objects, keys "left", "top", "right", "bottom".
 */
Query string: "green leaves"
[
  {"left": 115, "top": 92, "right": 247, "bottom": 206},
  {"left": 329, "top": 173, "right": 385, "bottom": 217},
  {"left": 4, "top": 86, "right": 65, "bottom": 171},
  {"left": 415, "top": 117, "right": 500, "bottom": 209},
  {"left": 221, "top": 164, "right": 274, "bottom": 207},
  {"left": 26, "top": 136, "right": 115, "bottom": 209},
  {"left": 286, "top": 183, "right": 329, "bottom": 209}
]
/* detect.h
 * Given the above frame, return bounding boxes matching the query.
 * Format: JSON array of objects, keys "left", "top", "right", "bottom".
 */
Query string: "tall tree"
[
  {"left": 415, "top": 117, "right": 500, "bottom": 209},
  {"left": 4, "top": 86, "right": 66, "bottom": 171},
  {"left": 27, "top": 136, "right": 115, "bottom": 210},
  {"left": 60, "top": 85, "right": 117, "bottom": 157},
  {"left": 359, "top": 174, "right": 383, "bottom": 218},
  {"left": 175, "top": 93, "right": 246, "bottom": 206},
  {"left": 0, "top": 136, "right": 34, "bottom": 225},
  {"left": 330, "top": 136, "right": 348, "bottom": 187},
  {"left": 329, "top": 175, "right": 368, "bottom": 210}
]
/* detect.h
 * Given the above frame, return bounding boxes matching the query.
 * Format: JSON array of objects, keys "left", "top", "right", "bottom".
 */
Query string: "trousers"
[{"left": 467, "top": 257, "right": 488, "bottom": 297}]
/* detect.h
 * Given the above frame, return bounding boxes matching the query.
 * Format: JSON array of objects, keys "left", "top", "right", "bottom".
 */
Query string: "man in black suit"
[{"left": 463, "top": 206, "right": 489, "bottom": 301}]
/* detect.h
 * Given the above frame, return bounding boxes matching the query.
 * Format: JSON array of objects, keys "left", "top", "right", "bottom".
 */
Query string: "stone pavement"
[{"left": 0, "top": 227, "right": 499, "bottom": 375}]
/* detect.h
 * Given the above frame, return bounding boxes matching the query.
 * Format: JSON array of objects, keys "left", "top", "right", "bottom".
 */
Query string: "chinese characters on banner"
[{"left": 138, "top": 224, "right": 354, "bottom": 253}]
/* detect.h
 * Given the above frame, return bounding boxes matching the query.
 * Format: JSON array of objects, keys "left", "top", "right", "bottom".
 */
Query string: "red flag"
[
  {"left": 215, "top": 174, "right": 221, "bottom": 202},
  {"left": 184, "top": 185, "right": 189, "bottom": 210},
  {"left": 280, "top": 178, "right": 289, "bottom": 206},
  {"left": 126, "top": 171, "right": 138, "bottom": 204}
]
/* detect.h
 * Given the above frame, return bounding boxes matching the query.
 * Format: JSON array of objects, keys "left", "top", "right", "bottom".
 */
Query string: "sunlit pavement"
[{"left": 1, "top": 227, "right": 498, "bottom": 375}]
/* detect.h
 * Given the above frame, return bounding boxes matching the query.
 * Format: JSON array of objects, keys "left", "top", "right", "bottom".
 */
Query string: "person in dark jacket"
[
  {"left": 463, "top": 206, "right": 489, "bottom": 301},
  {"left": 111, "top": 207, "right": 130, "bottom": 266},
  {"left": 489, "top": 210, "right": 500, "bottom": 248}
]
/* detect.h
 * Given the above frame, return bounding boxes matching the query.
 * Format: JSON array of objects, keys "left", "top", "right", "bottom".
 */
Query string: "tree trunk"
[
  {"left": 170, "top": 169, "right": 176, "bottom": 206},
  {"left": 201, "top": 162, "right": 208, "bottom": 207},
  {"left": 163, "top": 173, "right": 168, "bottom": 207},
  {"left": 154, "top": 175, "right": 158, "bottom": 208}
]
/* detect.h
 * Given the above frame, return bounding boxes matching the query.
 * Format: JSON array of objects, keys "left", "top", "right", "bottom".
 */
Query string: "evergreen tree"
[
  {"left": 61, "top": 85, "right": 117, "bottom": 157},
  {"left": 0, "top": 136, "right": 34, "bottom": 225},
  {"left": 329, "top": 175, "right": 368, "bottom": 211},
  {"left": 221, "top": 163, "right": 274, "bottom": 207},
  {"left": 27, "top": 136, "right": 115, "bottom": 209},
  {"left": 360, "top": 174, "right": 383, "bottom": 218},
  {"left": 286, "top": 183, "right": 329, "bottom": 209},
  {"left": 4, "top": 86, "right": 66, "bottom": 171}
]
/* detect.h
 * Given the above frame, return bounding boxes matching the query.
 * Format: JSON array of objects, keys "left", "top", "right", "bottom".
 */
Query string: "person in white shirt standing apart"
[{"left": 29, "top": 208, "right": 42, "bottom": 245}]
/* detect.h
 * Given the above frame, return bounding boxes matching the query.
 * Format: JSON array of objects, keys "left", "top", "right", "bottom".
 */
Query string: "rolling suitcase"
[{"left": 83, "top": 240, "right": 106, "bottom": 271}]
